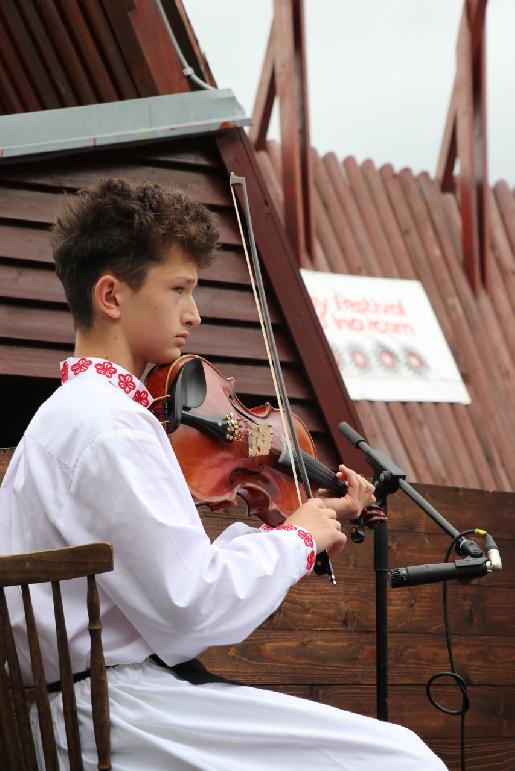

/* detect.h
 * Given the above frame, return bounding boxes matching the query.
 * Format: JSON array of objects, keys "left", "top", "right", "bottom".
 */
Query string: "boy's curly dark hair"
[{"left": 51, "top": 177, "right": 219, "bottom": 329}]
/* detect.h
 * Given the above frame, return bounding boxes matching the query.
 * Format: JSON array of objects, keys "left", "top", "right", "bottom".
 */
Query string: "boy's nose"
[{"left": 185, "top": 297, "right": 201, "bottom": 327}]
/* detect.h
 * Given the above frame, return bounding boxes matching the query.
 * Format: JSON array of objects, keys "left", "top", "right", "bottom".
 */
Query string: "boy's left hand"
[{"left": 318, "top": 464, "right": 376, "bottom": 522}]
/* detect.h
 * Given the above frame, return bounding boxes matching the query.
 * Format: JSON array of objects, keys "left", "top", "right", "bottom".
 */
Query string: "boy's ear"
[{"left": 93, "top": 274, "right": 122, "bottom": 321}]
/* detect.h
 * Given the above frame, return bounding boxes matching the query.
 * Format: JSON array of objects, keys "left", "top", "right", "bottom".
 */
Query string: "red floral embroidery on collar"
[
  {"left": 60, "top": 357, "right": 154, "bottom": 407},
  {"left": 95, "top": 361, "right": 117, "bottom": 378},
  {"left": 133, "top": 389, "right": 151, "bottom": 407},
  {"left": 117, "top": 373, "right": 136, "bottom": 394},
  {"left": 71, "top": 357, "right": 92, "bottom": 375}
]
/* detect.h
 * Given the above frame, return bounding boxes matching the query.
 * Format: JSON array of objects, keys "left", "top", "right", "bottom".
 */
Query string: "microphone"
[
  {"left": 485, "top": 533, "right": 502, "bottom": 571},
  {"left": 390, "top": 557, "right": 489, "bottom": 588}
]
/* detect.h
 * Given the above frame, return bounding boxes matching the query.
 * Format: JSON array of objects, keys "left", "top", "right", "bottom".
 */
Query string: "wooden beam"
[
  {"left": 435, "top": 85, "right": 457, "bottom": 192},
  {"left": 474, "top": 4, "right": 491, "bottom": 290},
  {"left": 129, "top": 0, "right": 191, "bottom": 95},
  {"left": 250, "top": 22, "right": 276, "bottom": 151},
  {"left": 436, "top": 0, "right": 487, "bottom": 189},
  {"left": 293, "top": 0, "right": 316, "bottom": 262},
  {"left": 456, "top": 2, "right": 481, "bottom": 292},
  {"left": 436, "top": 0, "right": 490, "bottom": 294},
  {"left": 275, "top": 0, "right": 307, "bottom": 264},
  {"left": 456, "top": 0, "right": 490, "bottom": 293},
  {"left": 250, "top": 0, "right": 314, "bottom": 266}
]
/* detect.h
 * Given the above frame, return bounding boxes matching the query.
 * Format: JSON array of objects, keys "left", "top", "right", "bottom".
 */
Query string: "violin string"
[
  {"left": 233, "top": 422, "right": 342, "bottom": 490},
  {"left": 154, "top": 382, "right": 345, "bottom": 494},
  {"left": 230, "top": 184, "right": 303, "bottom": 507}
]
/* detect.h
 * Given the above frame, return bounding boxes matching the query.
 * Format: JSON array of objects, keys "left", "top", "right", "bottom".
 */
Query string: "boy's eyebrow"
[{"left": 174, "top": 276, "right": 198, "bottom": 287}]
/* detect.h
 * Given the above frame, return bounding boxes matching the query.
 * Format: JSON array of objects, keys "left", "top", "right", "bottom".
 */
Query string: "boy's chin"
[{"left": 155, "top": 348, "right": 183, "bottom": 364}]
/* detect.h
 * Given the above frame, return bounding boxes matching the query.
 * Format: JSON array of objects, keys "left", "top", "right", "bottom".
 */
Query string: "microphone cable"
[{"left": 425, "top": 528, "right": 491, "bottom": 771}]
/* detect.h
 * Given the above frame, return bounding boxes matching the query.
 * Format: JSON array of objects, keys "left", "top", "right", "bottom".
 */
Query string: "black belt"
[
  {"left": 47, "top": 655, "right": 242, "bottom": 693},
  {"left": 150, "top": 654, "right": 242, "bottom": 686}
]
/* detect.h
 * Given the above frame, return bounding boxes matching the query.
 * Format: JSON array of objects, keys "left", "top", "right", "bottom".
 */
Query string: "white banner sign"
[{"left": 301, "top": 270, "right": 470, "bottom": 403}]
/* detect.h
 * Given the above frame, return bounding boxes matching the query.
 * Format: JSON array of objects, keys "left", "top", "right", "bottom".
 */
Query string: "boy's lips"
[{"left": 175, "top": 333, "right": 189, "bottom": 346}]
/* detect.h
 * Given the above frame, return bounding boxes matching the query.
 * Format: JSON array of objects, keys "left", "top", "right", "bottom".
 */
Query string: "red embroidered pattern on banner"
[
  {"left": 133, "top": 389, "right": 150, "bottom": 407},
  {"left": 117, "top": 373, "right": 136, "bottom": 394},
  {"left": 71, "top": 357, "right": 92, "bottom": 375},
  {"left": 60, "top": 360, "right": 69, "bottom": 384},
  {"left": 95, "top": 361, "right": 117, "bottom": 379},
  {"left": 260, "top": 523, "right": 316, "bottom": 575}
]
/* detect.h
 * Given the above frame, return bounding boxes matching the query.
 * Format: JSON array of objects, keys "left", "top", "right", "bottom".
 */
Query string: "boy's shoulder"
[{"left": 25, "top": 374, "right": 158, "bottom": 469}]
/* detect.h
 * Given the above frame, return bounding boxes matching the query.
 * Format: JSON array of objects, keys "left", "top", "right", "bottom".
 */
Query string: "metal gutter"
[{"left": 0, "top": 89, "right": 249, "bottom": 160}]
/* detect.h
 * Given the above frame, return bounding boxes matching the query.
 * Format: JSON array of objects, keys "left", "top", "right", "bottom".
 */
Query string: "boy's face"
[{"left": 116, "top": 243, "right": 201, "bottom": 373}]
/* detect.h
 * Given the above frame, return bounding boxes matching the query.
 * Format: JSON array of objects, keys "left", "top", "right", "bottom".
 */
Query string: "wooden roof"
[
  {"left": 257, "top": 142, "right": 515, "bottom": 492},
  {"left": 0, "top": 0, "right": 213, "bottom": 113}
]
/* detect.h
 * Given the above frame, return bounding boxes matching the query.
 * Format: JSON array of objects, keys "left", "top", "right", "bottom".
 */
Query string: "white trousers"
[{"left": 35, "top": 659, "right": 447, "bottom": 770}]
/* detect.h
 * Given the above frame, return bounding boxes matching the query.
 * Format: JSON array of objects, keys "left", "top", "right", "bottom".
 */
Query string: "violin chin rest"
[{"left": 167, "top": 358, "right": 207, "bottom": 432}]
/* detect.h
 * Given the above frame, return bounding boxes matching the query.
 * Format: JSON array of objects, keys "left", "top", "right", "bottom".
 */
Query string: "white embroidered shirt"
[{"left": 0, "top": 357, "right": 316, "bottom": 683}]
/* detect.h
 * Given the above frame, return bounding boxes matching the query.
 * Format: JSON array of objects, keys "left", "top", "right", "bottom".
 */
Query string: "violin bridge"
[{"left": 247, "top": 424, "right": 273, "bottom": 457}]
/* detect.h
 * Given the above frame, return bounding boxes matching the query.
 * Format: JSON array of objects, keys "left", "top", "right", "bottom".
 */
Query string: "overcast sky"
[{"left": 183, "top": 0, "right": 515, "bottom": 185}]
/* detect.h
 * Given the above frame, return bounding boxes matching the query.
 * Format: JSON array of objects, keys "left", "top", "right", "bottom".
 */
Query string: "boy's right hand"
[{"left": 288, "top": 498, "right": 347, "bottom": 558}]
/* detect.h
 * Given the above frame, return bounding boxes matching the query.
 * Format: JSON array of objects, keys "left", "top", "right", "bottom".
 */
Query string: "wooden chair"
[{"left": 0, "top": 543, "right": 113, "bottom": 771}]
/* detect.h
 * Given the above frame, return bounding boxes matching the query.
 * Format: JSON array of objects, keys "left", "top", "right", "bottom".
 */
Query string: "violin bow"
[{"left": 230, "top": 173, "right": 336, "bottom": 585}]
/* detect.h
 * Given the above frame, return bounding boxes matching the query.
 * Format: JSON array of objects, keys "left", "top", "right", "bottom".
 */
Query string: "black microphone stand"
[{"left": 338, "top": 422, "right": 498, "bottom": 722}]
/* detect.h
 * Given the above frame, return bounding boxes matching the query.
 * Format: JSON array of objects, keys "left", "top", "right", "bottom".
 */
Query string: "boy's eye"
[{"left": 173, "top": 287, "right": 184, "bottom": 295}]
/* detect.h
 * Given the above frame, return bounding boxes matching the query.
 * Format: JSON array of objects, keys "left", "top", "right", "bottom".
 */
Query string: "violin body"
[
  {"left": 146, "top": 355, "right": 318, "bottom": 527},
  {"left": 146, "top": 355, "right": 385, "bottom": 534}
]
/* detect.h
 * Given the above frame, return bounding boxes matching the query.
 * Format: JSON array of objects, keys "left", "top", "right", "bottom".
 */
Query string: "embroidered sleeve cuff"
[{"left": 259, "top": 523, "right": 317, "bottom": 577}]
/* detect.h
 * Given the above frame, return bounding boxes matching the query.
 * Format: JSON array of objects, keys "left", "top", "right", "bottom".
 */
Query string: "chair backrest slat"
[
  {"left": 87, "top": 576, "right": 111, "bottom": 771},
  {"left": 22, "top": 584, "right": 60, "bottom": 771},
  {"left": 0, "top": 644, "right": 28, "bottom": 770},
  {"left": 0, "top": 588, "right": 39, "bottom": 771},
  {"left": 0, "top": 543, "right": 113, "bottom": 771},
  {"left": 51, "top": 581, "right": 84, "bottom": 771}
]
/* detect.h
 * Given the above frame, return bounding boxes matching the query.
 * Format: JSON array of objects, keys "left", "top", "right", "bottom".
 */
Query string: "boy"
[{"left": 1, "top": 178, "right": 446, "bottom": 769}]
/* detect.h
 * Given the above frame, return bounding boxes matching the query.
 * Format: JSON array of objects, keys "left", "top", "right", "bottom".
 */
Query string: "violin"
[{"left": 145, "top": 354, "right": 385, "bottom": 533}]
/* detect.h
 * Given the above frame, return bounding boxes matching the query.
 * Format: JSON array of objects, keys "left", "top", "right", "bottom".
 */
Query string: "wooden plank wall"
[
  {"left": 1, "top": 445, "right": 513, "bottom": 770},
  {"left": 199, "top": 483, "right": 515, "bottom": 771},
  {"left": 257, "top": 142, "right": 515, "bottom": 493},
  {"left": 0, "top": 137, "right": 336, "bottom": 467}
]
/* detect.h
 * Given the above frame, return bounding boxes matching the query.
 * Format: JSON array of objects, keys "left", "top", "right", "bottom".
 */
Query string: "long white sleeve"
[{"left": 52, "top": 426, "right": 314, "bottom": 664}]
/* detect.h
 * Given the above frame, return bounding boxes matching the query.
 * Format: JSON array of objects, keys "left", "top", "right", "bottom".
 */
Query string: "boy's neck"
[{"left": 74, "top": 329, "right": 145, "bottom": 380}]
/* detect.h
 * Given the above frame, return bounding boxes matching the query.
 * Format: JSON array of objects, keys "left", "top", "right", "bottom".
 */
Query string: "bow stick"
[{"left": 230, "top": 173, "right": 336, "bottom": 585}]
